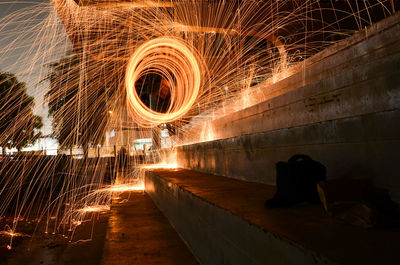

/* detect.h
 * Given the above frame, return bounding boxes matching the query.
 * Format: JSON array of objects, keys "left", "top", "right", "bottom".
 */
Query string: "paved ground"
[
  {"left": 150, "top": 168, "right": 400, "bottom": 265},
  {"left": 3, "top": 213, "right": 109, "bottom": 265},
  {"left": 1, "top": 191, "right": 198, "bottom": 265},
  {"left": 101, "top": 191, "right": 198, "bottom": 265}
]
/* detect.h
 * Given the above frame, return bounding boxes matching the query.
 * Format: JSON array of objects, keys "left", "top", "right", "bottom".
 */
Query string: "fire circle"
[{"left": 125, "top": 37, "right": 202, "bottom": 127}]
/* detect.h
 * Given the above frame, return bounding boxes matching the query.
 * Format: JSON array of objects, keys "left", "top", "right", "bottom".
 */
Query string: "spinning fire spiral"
[{"left": 125, "top": 37, "right": 203, "bottom": 127}]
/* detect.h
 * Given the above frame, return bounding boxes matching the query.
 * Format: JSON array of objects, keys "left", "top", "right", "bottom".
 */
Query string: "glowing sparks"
[
  {"left": 200, "top": 122, "right": 215, "bottom": 143},
  {"left": 0, "top": 231, "right": 15, "bottom": 237},
  {"left": 74, "top": 183, "right": 145, "bottom": 215},
  {"left": 126, "top": 37, "right": 203, "bottom": 127},
  {"left": 72, "top": 220, "right": 82, "bottom": 226},
  {"left": 0, "top": 0, "right": 395, "bottom": 246}
]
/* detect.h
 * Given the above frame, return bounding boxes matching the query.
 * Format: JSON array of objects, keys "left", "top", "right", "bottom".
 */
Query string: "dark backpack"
[{"left": 265, "top": 154, "right": 326, "bottom": 208}]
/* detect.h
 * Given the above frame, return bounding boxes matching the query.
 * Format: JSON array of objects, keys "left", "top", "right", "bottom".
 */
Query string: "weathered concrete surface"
[
  {"left": 183, "top": 12, "right": 400, "bottom": 141},
  {"left": 146, "top": 169, "right": 400, "bottom": 265},
  {"left": 177, "top": 109, "right": 400, "bottom": 199},
  {"left": 176, "top": 13, "right": 400, "bottom": 201},
  {"left": 101, "top": 191, "right": 198, "bottom": 265}
]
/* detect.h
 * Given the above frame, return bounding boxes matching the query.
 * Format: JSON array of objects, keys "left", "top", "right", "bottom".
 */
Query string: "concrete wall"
[
  {"left": 145, "top": 171, "right": 334, "bottom": 265},
  {"left": 175, "top": 14, "right": 400, "bottom": 201}
]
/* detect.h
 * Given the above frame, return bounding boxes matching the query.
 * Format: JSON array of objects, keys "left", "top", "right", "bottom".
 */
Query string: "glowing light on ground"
[
  {"left": 107, "top": 183, "right": 145, "bottom": 192},
  {"left": 142, "top": 163, "right": 179, "bottom": 169},
  {"left": 76, "top": 205, "right": 110, "bottom": 213},
  {"left": 0, "top": 225, "right": 31, "bottom": 242}
]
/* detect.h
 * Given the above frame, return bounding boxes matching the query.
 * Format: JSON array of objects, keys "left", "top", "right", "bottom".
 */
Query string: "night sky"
[
  {"left": 0, "top": 1, "right": 54, "bottom": 136},
  {"left": 0, "top": 1, "right": 59, "bottom": 152}
]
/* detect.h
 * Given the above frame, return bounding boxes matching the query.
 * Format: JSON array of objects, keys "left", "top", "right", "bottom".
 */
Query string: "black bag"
[{"left": 265, "top": 154, "right": 326, "bottom": 208}]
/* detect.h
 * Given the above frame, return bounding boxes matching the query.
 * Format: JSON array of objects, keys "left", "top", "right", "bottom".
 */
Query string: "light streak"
[
  {"left": 0, "top": 0, "right": 395, "bottom": 248},
  {"left": 126, "top": 37, "right": 203, "bottom": 127}
]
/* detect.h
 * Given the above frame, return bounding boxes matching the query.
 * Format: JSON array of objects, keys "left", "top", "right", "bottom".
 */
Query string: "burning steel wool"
[
  {"left": 125, "top": 37, "right": 203, "bottom": 127},
  {"left": 0, "top": 0, "right": 396, "bottom": 250}
]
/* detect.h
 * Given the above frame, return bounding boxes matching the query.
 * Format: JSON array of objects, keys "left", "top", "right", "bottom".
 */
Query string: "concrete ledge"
[
  {"left": 145, "top": 170, "right": 330, "bottom": 265},
  {"left": 145, "top": 169, "right": 400, "bottom": 265},
  {"left": 176, "top": 109, "right": 400, "bottom": 201}
]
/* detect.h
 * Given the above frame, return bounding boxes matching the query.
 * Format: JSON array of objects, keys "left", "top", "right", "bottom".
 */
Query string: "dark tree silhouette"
[
  {"left": 44, "top": 50, "right": 116, "bottom": 158},
  {"left": 0, "top": 72, "right": 43, "bottom": 155}
]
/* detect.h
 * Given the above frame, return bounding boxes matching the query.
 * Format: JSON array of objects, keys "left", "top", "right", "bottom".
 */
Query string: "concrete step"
[{"left": 145, "top": 168, "right": 400, "bottom": 265}]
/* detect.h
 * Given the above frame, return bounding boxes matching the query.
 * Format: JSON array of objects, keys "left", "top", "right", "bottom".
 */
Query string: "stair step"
[{"left": 145, "top": 168, "right": 400, "bottom": 265}]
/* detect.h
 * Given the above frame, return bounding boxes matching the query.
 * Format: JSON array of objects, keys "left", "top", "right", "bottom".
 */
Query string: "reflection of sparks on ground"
[
  {"left": 0, "top": 225, "right": 31, "bottom": 240},
  {"left": 74, "top": 183, "right": 144, "bottom": 214},
  {"left": 142, "top": 163, "right": 179, "bottom": 169},
  {"left": 107, "top": 183, "right": 145, "bottom": 192},
  {"left": 76, "top": 205, "right": 110, "bottom": 213}
]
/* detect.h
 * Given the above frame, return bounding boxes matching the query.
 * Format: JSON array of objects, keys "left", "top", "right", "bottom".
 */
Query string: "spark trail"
[{"left": 0, "top": 0, "right": 395, "bottom": 249}]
